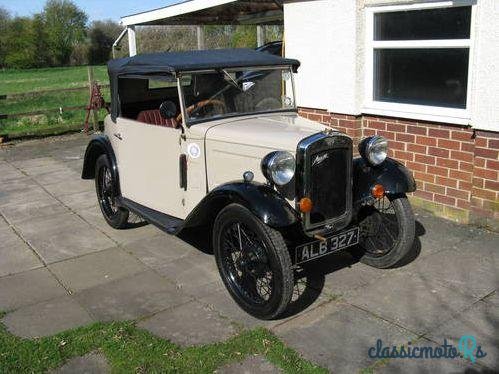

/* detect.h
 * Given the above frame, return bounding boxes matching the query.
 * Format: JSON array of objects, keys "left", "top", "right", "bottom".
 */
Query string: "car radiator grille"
[
  {"left": 309, "top": 148, "right": 349, "bottom": 224},
  {"left": 296, "top": 132, "right": 353, "bottom": 233}
]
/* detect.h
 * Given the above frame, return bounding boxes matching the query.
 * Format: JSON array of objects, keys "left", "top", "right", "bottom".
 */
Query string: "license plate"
[{"left": 295, "top": 227, "right": 359, "bottom": 265}]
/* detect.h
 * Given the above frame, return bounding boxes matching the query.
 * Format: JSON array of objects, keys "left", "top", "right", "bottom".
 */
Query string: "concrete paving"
[
  {"left": 217, "top": 355, "right": 282, "bottom": 373},
  {"left": 52, "top": 351, "right": 110, "bottom": 374},
  {"left": 0, "top": 134, "right": 498, "bottom": 373}
]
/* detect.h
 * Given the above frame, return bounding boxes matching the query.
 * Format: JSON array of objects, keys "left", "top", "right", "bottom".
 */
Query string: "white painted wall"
[
  {"left": 284, "top": 0, "right": 499, "bottom": 132},
  {"left": 284, "top": 0, "right": 359, "bottom": 113},
  {"left": 469, "top": 0, "right": 499, "bottom": 132}
]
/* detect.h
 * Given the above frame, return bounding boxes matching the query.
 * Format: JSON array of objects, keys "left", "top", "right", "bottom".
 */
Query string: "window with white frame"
[{"left": 365, "top": 3, "right": 473, "bottom": 122}]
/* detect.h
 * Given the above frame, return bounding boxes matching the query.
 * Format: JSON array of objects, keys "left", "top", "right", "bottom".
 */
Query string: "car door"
[{"left": 113, "top": 117, "right": 186, "bottom": 219}]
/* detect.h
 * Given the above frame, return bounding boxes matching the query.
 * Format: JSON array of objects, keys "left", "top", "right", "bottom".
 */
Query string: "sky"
[{"left": 0, "top": 0, "right": 179, "bottom": 22}]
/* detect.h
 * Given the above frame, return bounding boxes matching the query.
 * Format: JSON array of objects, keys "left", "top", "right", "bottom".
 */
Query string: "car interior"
[
  {"left": 117, "top": 70, "right": 282, "bottom": 127},
  {"left": 118, "top": 75, "right": 186, "bottom": 128}
]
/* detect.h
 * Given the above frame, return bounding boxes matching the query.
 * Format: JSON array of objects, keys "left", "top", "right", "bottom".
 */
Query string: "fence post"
[{"left": 87, "top": 66, "right": 99, "bottom": 132}]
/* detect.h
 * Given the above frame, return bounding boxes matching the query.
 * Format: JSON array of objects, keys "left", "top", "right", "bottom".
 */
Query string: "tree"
[
  {"left": 3, "top": 17, "right": 39, "bottom": 69},
  {"left": 87, "top": 20, "right": 122, "bottom": 64},
  {"left": 43, "top": 0, "right": 87, "bottom": 66},
  {"left": 0, "top": 7, "right": 11, "bottom": 67}
]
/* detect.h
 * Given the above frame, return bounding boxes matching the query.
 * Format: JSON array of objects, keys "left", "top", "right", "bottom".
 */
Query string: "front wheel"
[
  {"left": 356, "top": 194, "right": 415, "bottom": 269},
  {"left": 213, "top": 204, "right": 294, "bottom": 320},
  {"left": 95, "top": 155, "right": 129, "bottom": 229}
]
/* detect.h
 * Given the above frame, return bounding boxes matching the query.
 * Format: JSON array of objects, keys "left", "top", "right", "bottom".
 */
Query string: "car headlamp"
[
  {"left": 359, "top": 136, "right": 388, "bottom": 166},
  {"left": 261, "top": 151, "right": 295, "bottom": 186}
]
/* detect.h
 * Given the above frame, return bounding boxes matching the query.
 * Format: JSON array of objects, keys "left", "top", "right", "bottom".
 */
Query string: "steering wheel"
[{"left": 176, "top": 99, "right": 226, "bottom": 123}]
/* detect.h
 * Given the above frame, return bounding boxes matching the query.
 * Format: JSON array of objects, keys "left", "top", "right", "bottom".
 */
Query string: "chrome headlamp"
[
  {"left": 359, "top": 136, "right": 388, "bottom": 166},
  {"left": 261, "top": 151, "right": 296, "bottom": 186}
]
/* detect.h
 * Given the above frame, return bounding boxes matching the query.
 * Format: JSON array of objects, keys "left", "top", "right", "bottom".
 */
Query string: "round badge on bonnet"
[{"left": 187, "top": 143, "right": 201, "bottom": 159}]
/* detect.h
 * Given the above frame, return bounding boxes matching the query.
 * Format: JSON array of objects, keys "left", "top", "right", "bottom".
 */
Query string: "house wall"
[{"left": 285, "top": 0, "right": 499, "bottom": 229}]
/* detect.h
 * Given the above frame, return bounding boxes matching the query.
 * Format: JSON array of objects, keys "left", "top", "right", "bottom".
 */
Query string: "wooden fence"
[{"left": 0, "top": 67, "right": 107, "bottom": 134}]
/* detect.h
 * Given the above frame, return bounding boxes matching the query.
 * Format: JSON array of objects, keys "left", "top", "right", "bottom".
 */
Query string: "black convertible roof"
[
  {"left": 108, "top": 48, "right": 300, "bottom": 76},
  {"left": 108, "top": 48, "right": 300, "bottom": 120}
]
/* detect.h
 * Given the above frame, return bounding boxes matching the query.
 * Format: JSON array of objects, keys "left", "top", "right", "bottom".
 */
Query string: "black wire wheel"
[
  {"left": 356, "top": 194, "right": 415, "bottom": 269},
  {"left": 213, "top": 204, "right": 294, "bottom": 320},
  {"left": 95, "top": 155, "right": 129, "bottom": 229}
]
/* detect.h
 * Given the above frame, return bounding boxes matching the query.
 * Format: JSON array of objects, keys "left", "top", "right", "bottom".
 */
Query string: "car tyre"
[
  {"left": 95, "top": 154, "right": 129, "bottom": 229},
  {"left": 356, "top": 194, "right": 415, "bottom": 269},
  {"left": 213, "top": 204, "right": 294, "bottom": 320}
]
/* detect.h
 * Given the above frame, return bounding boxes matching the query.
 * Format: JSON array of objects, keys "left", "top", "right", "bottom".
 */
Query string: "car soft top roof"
[
  {"left": 108, "top": 48, "right": 300, "bottom": 76},
  {"left": 107, "top": 48, "right": 300, "bottom": 121}
]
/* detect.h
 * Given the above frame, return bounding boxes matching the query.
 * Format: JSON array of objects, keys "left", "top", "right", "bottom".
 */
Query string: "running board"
[{"left": 120, "top": 198, "right": 184, "bottom": 234}]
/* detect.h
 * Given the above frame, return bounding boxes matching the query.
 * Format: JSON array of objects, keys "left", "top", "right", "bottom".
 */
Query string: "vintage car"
[{"left": 82, "top": 49, "right": 416, "bottom": 319}]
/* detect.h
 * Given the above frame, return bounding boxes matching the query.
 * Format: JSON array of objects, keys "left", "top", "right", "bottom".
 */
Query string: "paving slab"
[
  {"left": 428, "top": 301, "right": 498, "bottom": 370},
  {"left": 347, "top": 271, "right": 478, "bottom": 335},
  {"left": 32, "top": 168, "right": 82, "bottom": 186},
  {"left": 274, "top": 302, "right": 416, "bottom": 373},
  {"left": 11, "top": 156, "right": 62, "bottom": 171},
  {"left": 412, "top": 210, "right": 479, "bottom": 256},
  {"left": 138, "top": 300, "right": 236, "bottom": 346},
  {"left": 122, "top": 234, "right": 199, "bottom": 269},
  {"left": 216, "top": 355, "right": 282, "bottom": 373},
  {"left": 14, "top": 212, "right": 116, "bottom": 264},
  {"left": 0, "top": 196, "right": 67, "bottom": 224},
  {"left": 52, "top": 352, "right": 110, "bottom": 374},
  {"left": 396, "top": 248, "right": 497, "bottom": 299},
  {"left": 0, "top": 267, "right": 67, "bottom": 311},
  {"left": 75, "top": 270, "right": 192, "bottom": 321},
  {"left": 154, "top": 252, "right": 224, "bottom": 298},
  {"left": 57, "top": 190, "right": 99, "bottom": 212},
  {"left": 16, "top": 160, "right": 68, "bottom": 178},
  {"left": 1, "top": 295, "right": 94, "bottom": 338},
  {"left": 43, "top": 178, "right": 94, "bottom": 197},
  {"left": 78, "top": 206, "right": 162, "bottom": 245},
  {"left": 49, "top": 247, "right": 148, "bottom": 293},
  {"left": 0, "top": 226, "right": 43, "bottom": 277},
  {"left": 0, "top": 185, "right": 50, "bottom": 207}
]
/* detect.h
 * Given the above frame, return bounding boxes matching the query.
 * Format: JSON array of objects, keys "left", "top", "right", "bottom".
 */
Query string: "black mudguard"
[
  {"left": 81, "top": 135, "right": 121, "bottom": 194},
  {"left": 183, "top": 182, "right": 300, "bottom": 230},
  {"left": 353, "top": 157, "right": 416, "bottom": 204}
]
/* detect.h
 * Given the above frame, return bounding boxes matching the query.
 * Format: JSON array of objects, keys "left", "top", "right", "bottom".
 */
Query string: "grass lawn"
[
  {"left": 0, "top": 66, "right": 108, "bottom": 138},
  {"left": 0, "top": 315, "right": 326, "bottom": 373},
  {"left": 0, "top": 66, "right": 108, "bottom": 94}
]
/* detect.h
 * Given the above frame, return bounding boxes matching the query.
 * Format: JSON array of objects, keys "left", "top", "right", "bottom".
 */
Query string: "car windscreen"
[{"left": 180, "top": 67, "right": 296, "bottom": 125}]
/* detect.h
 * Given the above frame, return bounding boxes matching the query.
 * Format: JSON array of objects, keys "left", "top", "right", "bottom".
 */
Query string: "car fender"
[
  {"left": 81, "top": 135, "right": 121, "bottom": 195},
  {"left": 353, "top": 157, "right": 416, "bottom": 203},
  {"left": 183, "top": 182, "right": 300, "bottom": 230}
]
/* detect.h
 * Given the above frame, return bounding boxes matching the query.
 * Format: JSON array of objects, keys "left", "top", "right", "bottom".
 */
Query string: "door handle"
[{"left": 113, "top": 133, "right": 123, "bottom": 140}]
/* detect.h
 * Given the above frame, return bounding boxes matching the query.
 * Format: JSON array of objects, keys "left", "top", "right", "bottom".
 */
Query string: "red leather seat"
[{"left": 136, "top": 110, "right": 178, "bottom": 128}]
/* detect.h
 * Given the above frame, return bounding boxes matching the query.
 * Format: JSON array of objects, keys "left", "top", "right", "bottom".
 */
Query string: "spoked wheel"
[
  {"left": 95, "top": 155, "right": 129, "bottom": 229},
  {"left": 213, "top": 204, "right": 293, "bottom": 320},
  {"left": 356, "top": 194, "right": 415, "bottom": 268}
]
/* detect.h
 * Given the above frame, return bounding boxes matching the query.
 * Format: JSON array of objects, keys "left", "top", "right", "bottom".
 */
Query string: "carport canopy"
[{"left": 116, "top": 0, "right": 283, "bottom": 56}]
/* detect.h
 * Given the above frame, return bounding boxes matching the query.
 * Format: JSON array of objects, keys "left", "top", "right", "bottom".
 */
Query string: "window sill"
[{"left": 362, "top": 103, "right": 471, "bottom": 126}]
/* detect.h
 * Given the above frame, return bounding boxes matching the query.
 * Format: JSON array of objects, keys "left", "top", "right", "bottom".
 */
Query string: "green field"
[
  {"left": 0, "top": 66, "right": 108, "bottom": 94},
  {"left": 0, "top": 66, "right": 108, "bottom": 138}
]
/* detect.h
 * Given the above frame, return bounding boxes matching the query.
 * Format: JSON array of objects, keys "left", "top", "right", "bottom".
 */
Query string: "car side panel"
[
  {"left": 181, "top": 135, "right": 209, "bottom": 215},
  {"left": 108, "top": 117, "right": 186, "bottom": 219}
]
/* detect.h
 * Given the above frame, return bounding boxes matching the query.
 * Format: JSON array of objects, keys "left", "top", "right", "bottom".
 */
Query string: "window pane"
[
  {"left": 374, "top": 7, "right": 471, "bottom": 40},
  {"left": 374, "top": 48, "right": 469, "bottom": 108}
]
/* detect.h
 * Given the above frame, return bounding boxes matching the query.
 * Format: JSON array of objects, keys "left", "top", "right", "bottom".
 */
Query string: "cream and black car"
[{"left": 82, "top": 49, "right": 417, "bottom": 319}]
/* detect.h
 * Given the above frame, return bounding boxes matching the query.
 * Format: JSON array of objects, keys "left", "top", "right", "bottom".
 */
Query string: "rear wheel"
[
  {"left": 213, "top": 204, "right": 294, "bottom": 320},
  {"left": 356, "top": 194, "right": 415, "bottom": 268},
  {"left": 95, "top": 155, "right": 129, "bottom": 229}
]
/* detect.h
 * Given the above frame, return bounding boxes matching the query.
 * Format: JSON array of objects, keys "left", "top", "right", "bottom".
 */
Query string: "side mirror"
[{"left": 159, "top": 101, "right": 177, "bottom": 119}]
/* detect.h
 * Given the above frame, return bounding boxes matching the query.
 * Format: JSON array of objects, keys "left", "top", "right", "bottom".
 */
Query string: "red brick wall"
[{"left": 298, "top": 107, "right": 499, "bottom": 230}]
